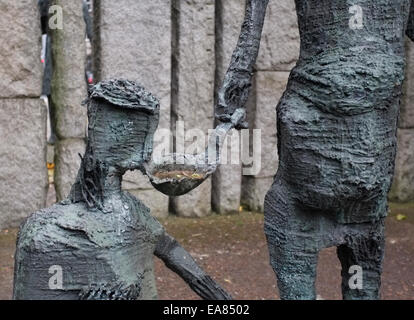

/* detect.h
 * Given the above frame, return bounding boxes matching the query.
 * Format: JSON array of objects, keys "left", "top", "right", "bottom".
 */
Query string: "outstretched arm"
[
  {"left": 407, "top": 0, "right": 414, "bottom": 41},
  {"left": 155, "top": 233, "right": 232, "bottom": 300},
  {"left": 216, "top": 0, "right": 270, "bottom": 127}
]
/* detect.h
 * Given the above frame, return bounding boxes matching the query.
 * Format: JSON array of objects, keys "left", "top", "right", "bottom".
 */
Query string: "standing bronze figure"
[{"left": 218, "top": 0, "right": 414, "bottom": 299}]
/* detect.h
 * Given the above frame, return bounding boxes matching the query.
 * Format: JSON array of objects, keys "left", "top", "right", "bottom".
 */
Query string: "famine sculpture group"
[{"left": 13, "top": 0, "right": 414, "bottom": 300}]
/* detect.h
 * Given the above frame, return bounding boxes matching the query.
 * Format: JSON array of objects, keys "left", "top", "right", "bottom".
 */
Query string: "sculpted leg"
[
  {"left": 267, "top": 241, "right": 319, "bottom": 300},
  {"left": 337, "top": 219, "right": 385, "bottom": 300},
  {"left": 264, "top": 178, "right": 320, "bottom": 300}
]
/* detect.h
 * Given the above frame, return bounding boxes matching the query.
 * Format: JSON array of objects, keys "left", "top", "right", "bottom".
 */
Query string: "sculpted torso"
[
  {"left": 293, "top": 0, "right": 409, "bottom": 108},
  {"left": 277, "top": 0, "right": 412, "bottom": 221},
  {"left": 14, "top": 193, "right": 163, "bottom": 299}
]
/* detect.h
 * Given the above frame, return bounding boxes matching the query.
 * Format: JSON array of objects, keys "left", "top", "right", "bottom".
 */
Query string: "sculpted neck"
[
  {"left": 69, "top": 152, "right": 126, "bottom": 212},
  {"left": 101, "top": 166, "right": 123, "bottom": 196}
]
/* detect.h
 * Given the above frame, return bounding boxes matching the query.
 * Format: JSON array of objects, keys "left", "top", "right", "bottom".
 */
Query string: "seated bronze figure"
[{"left": 13, "top": 79, "right": 231, "bottom": 300}]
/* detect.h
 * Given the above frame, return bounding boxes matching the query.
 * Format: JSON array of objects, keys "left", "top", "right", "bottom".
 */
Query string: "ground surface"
[{"left": 1, "top": 203, "right": 413, "bottom": 300}]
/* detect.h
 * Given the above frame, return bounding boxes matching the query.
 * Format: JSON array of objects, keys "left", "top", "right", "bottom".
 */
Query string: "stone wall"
[
  {"left": 1, "top": 0, "right": 414, "bottom": 230},
  {"left": 212, "top": 0, "right": 245, "bottom": 215},
  {"left": 390, "top": 40, "right": 414, "bottom": 202},
  {"left": 51, "top": 0, "right": 87, "bottom": 201},
  {"left": 170, "top": 0, "right": 215, "bottom": 217},
  {"left": 0, "top": 0, "right": 48, "bottom": 229}
]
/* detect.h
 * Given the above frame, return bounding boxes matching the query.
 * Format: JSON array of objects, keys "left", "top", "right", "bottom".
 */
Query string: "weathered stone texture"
[
  {"left": 94, "top": 0, "right": 171, "bottom": 133},
  {"left": 256, "top": 0, "right": 300, "bottom": 71},
  {"left": 54, "top": 138, "right": 86, "bottom": 201},
  {"left": 212, "top": 129, "right": 242, "bottom": 214},
  {"left": 0, "top": 0, "right": 42, "bottom": 98},
  {"left": 390, "top": 129, "right": 414, "bottom": 202},
  {"left": 0, "top": 0, "right": 46, "bottom": 229},
  {"left": 253, "top": 72, "right": 287, "bottom": 177},
  {"left": 0, "top": 99, "right": 48, "bottom": 229},
  {"left": 389, "top": 39, "right": 414, "bottom": 201},
  {"left": 241, "top": 71, "right": 289, "bottom": 212},
  {"left": 242, "top": 176, "right": 273, "bottom": 213},
  {"left": 172, "top": 179, "right": 212, "bottom": 218},
  {"left": 400, "top": 39, "right": 414, "bottom": 129},
  {"left": 215, "top": 0, "right": 246, "bottom": 83},
  {"left": 171, "top": 0, "right": 215, "bottom": 217},
  {"left": 50, "top": 0, "right": 87, "bottom": 139},
  {"left": 172, "top": 0, "right": 215, "bottom": 129},
  {"left": 212, "top": 0, "right": 245, "bottom": 214},
  {"left": 215, "top": 0, "right": 300, "bottom": 73}
]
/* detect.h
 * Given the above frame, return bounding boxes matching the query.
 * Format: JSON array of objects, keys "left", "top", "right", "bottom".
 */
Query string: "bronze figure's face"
[{"left": 86, "top": 79, "right": 160, "bottom": 172}]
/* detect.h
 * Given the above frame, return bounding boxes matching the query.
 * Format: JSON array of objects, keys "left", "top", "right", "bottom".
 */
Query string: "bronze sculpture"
[
  {"left": 14, "top": 0, "right": 414, "bottom": 301},
  {"left": 217, "top": 0, "right": 414, "bottom": 299},
  {"left": 13, "top": 79, "right": 231, "bottom": 300}
]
